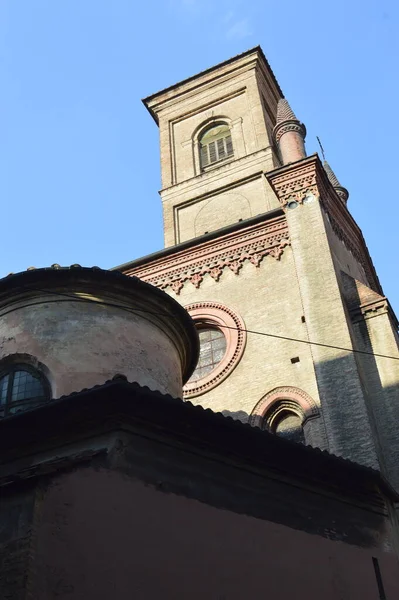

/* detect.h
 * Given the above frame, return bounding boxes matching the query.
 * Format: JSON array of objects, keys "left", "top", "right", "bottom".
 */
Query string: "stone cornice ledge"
[{"left": 350, "top": 297, "right": 399, "bottom": 329}]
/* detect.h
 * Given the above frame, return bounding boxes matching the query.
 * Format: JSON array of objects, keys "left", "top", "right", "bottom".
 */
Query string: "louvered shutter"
[
  {"left": 226, "top": 135, "right": 233, "bottom": 157},
  {"left": 217, "top": 138, "right": 226, "bottom": 160},
  {"left": 200, "top": 145, "right": 209, "bottom": 167},
  {"left": 208, "top": 141, "right": 217, "bottom": 163}
]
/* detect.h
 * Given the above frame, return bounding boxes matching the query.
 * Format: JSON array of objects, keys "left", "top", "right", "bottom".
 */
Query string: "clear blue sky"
[{"left": 1, "top": 0, "right": 398, "bottom": 313}]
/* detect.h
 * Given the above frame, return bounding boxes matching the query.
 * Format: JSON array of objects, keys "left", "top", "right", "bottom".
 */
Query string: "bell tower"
[
  {"left": 144, "top": 47, "right": 284, "bottom": 246},
  {"left": 120, "top": 47, "right": 399, "bottom": 494}
]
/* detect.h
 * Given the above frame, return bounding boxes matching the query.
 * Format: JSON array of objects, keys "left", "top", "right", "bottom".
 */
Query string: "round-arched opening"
[
  {"left": 249, "top": 387, "right": 320, "bottom": 445},
  {"left": 199, "top": 123, "right": 234, "bottom": 169},
  {"left": 272, "top": 410, "right": 305, "bottom": 444},
  {"left": 0, "top": 363, "right": 51, "bottom": 417}
]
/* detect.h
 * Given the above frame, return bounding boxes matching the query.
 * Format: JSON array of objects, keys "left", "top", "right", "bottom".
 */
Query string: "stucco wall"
[
  {"left": 0, "top": 299, "right": 183, "bottom": 398},
  {"left": 32, "top": 467, "right": 399, "bottom": 600}
]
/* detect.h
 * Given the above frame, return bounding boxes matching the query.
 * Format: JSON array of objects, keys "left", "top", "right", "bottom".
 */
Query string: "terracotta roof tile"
[{"left": 0, "top": 377, "right": 396, "bottom": 503}]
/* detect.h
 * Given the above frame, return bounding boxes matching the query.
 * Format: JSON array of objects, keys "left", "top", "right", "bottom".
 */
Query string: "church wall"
[
  {"left": 0, "top": 299, "right": 184, "bottom": 399},
  {"left": 154, "top": 57, "right": 276, "bottom": 189},
  {"left": 154, "top": 55, "right": 280, "bottom": 246},
  {"left": 0, "top": 482, "right": 36, "bottom": 600},
  {"left": 31, "top": 462, "right": 399, "bottom": 600},
  {"left": 170, "top": 78, "right": 260, "bottom": 184},
  {"left": 172, "top": 171, "right": 277, "bottom": 243},
  {"left": 351, "top": 311, "right": 399, "bottom": 490},
  {"left": 141, "top": 45, "right": 399, "bottom": 488},
  {"left": 323, "top": 210, "right": 370, "bottom": 286},
  {"left": 287, "top": 199, "right": 379, "bottom": 468},
  {"left": 169, "top": 247, "right": 326, "bottom": 438}
]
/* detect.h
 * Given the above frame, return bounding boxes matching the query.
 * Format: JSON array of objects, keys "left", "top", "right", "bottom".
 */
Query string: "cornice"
[
  {"left": 349, "top": 297, "right": 398, "bottom": 326},
  {"left": 124, "top": 214, "right": 290, "bottom": 295},
  {"left": 143, "top": 47, "right": 283, "bottom": 124},
  {"left": 351, "top": 301, "right": 388, "bottom": 323},
  {"left": 160, "top": 148, "right": 270, "bottom": 198},
  {"left": 266, "top": 155, "right": 382, "bottom": 294}
]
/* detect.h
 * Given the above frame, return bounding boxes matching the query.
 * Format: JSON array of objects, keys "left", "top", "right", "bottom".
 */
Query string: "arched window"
[
  {"left": 271, "top": 409, "right": 305, "bottom": 444},
  {"left": 199, "top": 123, "right": 234, "bottom": 169},
  {"left": 249, "top": 388, "right": 320, "bottom": 445},
  {"left": 0, "top": 365, "right": 51, "bottom": 417}
]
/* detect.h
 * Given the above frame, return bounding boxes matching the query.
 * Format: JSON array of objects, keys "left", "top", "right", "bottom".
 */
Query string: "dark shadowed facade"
[{"left": 1, "top": 379, "right": 399, "bottom": 599}]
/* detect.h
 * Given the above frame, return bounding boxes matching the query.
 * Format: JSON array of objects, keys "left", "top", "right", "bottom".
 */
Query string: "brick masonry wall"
[
  {"left": 168, "top": 240, "right": 329, "bottom": 450},
  {"left": 350, "top": 311, "right": 399, "bottom": 488},
  {"left": 287, "top": 200, "right": 379, "bottom": 468},
  {"left": 150, "top": 52, "right": 281, "bottom": 247}
]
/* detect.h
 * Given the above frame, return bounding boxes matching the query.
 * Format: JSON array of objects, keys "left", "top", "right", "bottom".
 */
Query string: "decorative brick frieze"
[
  {"left": 183, "top": 301, "right": 246, "bottom": 398},
  {"left": 273, "top": 120, "right": 306, "bottom": 144},
  {"left": 249, "top": 386, "right": 319, "bottom": 429},
  {"left": 266, "top": 161, "right": 318, "bottom": 206},
  {"left": 124, "top": 215, "right": 290, "bottom": 294},
  {"left": 266, "top": 155, "right": 381, "bottom": 293}
]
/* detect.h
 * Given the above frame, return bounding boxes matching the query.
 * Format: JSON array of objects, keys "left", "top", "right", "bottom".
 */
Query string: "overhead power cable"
[{"left": 9, "top": 284, "right": 399, "bottom": 363}]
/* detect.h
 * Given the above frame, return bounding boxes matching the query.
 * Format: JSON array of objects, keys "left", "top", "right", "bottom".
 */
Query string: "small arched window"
[
  {"left": 0, "top": 365, "right": 50, "bottom": 417},
  {"left": 272, "top": 410, "right": 305, "bottom": 444},
  {"left": 261, "top": 400, "right": 306, "bottom": 444},
  {"left": 199, "top": 123, "right": 234, "bottom": 169}
]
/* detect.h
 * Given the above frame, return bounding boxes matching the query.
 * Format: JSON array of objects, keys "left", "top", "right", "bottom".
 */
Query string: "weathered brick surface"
[
  {"left": 145, "top": 49, "right": 282, "bottom": 247},
  {"left": 167, "top": 241, "right": 329, "bottom": 450},
  {"left": 287, "top": 200, "right": 379, "bottom": 467},
  {"left": 349, "top": 307, "right": 399, "bottom": 488},
  {"left": 135, "top": 48, "right": 399, "bottom": 482}
]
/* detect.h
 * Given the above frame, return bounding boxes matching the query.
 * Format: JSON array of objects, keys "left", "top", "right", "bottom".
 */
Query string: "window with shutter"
[
  {"left": 199, "top": 123, "right": 234, "bottom": 170},
  {"left": 226, "top": 135, "right": 233, "bottom": 157},
  {"left": 217, "top": 138, "right": 226, "bottom": 160},
  {"left": 209, "top": 141, "right": 217, "bottom": 163},
  {"left": 200, "top": 145, "right": 209, "bottom": 167}
]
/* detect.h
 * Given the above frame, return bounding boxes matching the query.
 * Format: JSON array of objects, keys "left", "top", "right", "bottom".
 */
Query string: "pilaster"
[{"left": 266, "top": 156, "right": 380, "bottom": 468}]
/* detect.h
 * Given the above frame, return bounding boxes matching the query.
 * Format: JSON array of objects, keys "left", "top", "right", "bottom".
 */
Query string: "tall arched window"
[
  {"left": 0, "top": 364, "right": 51, "bottom": 417},
  {"left": 199, "top": 123, "right": 234, "bottom": 169}
]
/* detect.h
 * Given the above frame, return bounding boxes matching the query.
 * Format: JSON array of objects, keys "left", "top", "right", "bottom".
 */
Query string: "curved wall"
[{"left": 0, "top": 267, "right": 198, "bottom": 399}]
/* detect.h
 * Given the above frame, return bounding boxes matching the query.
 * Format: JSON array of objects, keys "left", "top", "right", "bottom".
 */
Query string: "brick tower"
[{"left": 116, "top": 48, "right": 399, "bottom": 490}]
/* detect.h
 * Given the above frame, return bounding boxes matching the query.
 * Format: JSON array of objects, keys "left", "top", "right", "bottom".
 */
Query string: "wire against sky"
[{"left": 13, "top": 284, "right": 399, "bottom": 363}]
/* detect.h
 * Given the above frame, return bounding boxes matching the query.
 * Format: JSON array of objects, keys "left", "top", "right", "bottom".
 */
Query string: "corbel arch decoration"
[
  {"left": 249, "top": 386, "right": 319, "bottom": 440},
  {"left": 183, "top": 301, "right": 246, "bottom": 399}
]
